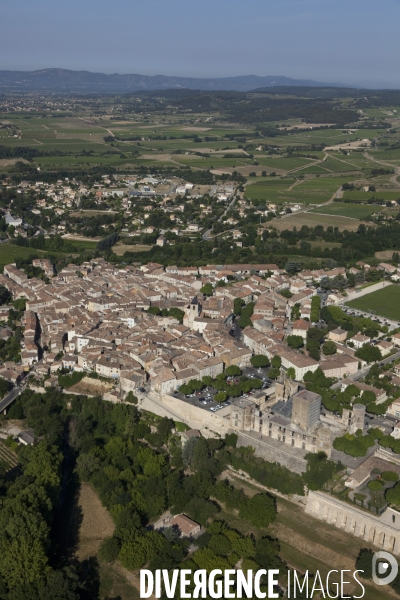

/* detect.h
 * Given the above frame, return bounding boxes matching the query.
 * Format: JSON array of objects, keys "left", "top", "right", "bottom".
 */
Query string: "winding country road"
[
  {"left": 202, "top": 189, "right": 239, "bottom": 241},
  {"left": 364, "top": 151, "right": 400, "bottom": 185}
]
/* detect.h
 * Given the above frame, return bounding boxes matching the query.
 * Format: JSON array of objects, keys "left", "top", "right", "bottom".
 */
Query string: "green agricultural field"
[
  {"left": 306, "top": 241, "right": 342, "bottom": 249},
  {"left": 320, "top": 156, "right": 360, "bottom": 172},
  {"left": 346, "top": 285, "right": 400, "bottom": 320},
  {"left": 67, "top": 240, "right": 98, "bottom": 250},
  {"left": 331, "top": 153, "right": 373, "bottom": 169},
  {"left": 342, "top": 190, "right": 400, "bottom": 202},
  {"left": 369, "top": 148, "right": 400, "bottom": 161},
  {"left": 244, "top": 180, "right": 294, "bottom": 202},
  {"left": 297, "top": 164, "right": 333, "bottom": 175},
  {"left": 245, "top": 176, "right": 345, "bottom": 205},
  {"left": 0, "top": 93, "right": 396, "bottom": 203},
  {"left": 252, "top": 156, "right": 317, "bottom": 170},
  {"left": 0, "top": 243, "right": 63, "bottom": 271},
  {"left": 311, "top": 202, "right": 378, "bottom": 219},
  {"left": 272, "top": 211, "right": 368, "bottom": 231},
  {"left": 34, "top": 155, "right": 140, "bottom": 168},
  {"left": 176, "top": 156, "right": 250, "bottom": 168}
]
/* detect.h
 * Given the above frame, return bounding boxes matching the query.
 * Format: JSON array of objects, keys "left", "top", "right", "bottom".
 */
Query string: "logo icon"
[{"left": 372, "top": 551, "right": 398, "bottom": 585}]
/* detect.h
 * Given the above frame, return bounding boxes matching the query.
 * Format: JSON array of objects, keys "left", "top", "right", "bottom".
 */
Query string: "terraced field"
[{"left": 0, "top": 441, "right": 19, "bottom": 477}]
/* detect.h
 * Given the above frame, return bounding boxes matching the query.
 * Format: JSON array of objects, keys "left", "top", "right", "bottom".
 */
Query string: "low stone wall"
[
  {"left": 306, "top": 490, "right": 400, "bottom": 554},
  {"left": 237, "top": 431, "right": 308, "bottom": 474}
]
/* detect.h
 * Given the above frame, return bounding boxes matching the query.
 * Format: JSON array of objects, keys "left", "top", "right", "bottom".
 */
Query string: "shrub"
[
  {"left": 250, "top": 355, "right": 270, "bottom": 368},
  {"left": 99, "top": 537, "right": 121, "bottom": 563},
  {"left": 333, "top": 432, "right": 375, "bottom": 457},
  {"left": 225, "top": 365, "right": 241, "bottom": 377},
  {"left": 382, "top": 471, "right": 399, "bottom": 482},
  {"left": 322, "top": 341, "right": 337, "bottom": 355},
  {"left": 386, "top": 482, "right": 400, "bottom": 506},
  {"left": 58, "top": 371, "right": 85, "bottom": 389},
  {"left": 271, "top": 356, "right": 281, "bottom": 369},
  {"left": 287, "top": 335, "right": 304, "bottom": 349},
  {"left": 368, "top": 480, "right": 382, "bottom": 491},
  {"left": 224, "top": 433, "right": 238, "bottom": 448}
]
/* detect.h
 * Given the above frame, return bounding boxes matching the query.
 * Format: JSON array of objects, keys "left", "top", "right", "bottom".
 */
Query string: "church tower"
[{"left": 184, "top": 296, "right": 201, "bottom": 327}]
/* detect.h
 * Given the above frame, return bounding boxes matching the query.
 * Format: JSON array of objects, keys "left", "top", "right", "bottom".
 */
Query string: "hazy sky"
[{"left": 2, "top": 0, "right": 400, "bottom": 87}]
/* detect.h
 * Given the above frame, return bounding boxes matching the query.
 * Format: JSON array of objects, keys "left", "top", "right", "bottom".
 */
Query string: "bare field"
[
  {"left": 75, "top": 483, "right": 115, "bottom": 561},
  {"left": 180, "top": 126, "right": 211, "bottom": 132},
  {"left": 69, "top": 377, "right": 113, "bottom": 397},
  {"left": 141, "top": 153, "right": 176, "bottom": 162},
  {"left": 62, "top": 233, "right": 102, "bottom": 242},
  {"left": 375, "top": 249, "right": 400, "bottom": 259},
  {"left": 211, "top": 166, "right": 285, "bottom": 176},
  {"left": 272, "top": 211, "right": 368, "bottom": 231},
  {"left": 113, "top": 243, "right": 153, "bottom": 255},
  {"left": 279, "top": 122, "right": 335, "bottom": 130},
  {"left": 70, "top": 210, "right": 116, "bottom": 217},
  {"left": 0, "top": 158, "right": 29, "bottom": 166},
  {"left": 324, "top": 140, "right": 372, "bottom": 151}
]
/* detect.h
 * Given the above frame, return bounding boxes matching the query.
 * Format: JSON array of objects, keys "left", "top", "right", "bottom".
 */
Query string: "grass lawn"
[{"left": 346, "top": 284, "right": 400, "bottom": 320}]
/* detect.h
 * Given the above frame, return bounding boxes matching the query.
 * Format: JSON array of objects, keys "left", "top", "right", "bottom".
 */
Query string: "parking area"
[
  {"left": 172, "top": 366, "right": 272, "bottom": 414},
  {"left": 172, "top": 389, "right": 230, "bottom": 413},
  {"left": 341, "top": 305, "right": 398, "bottom": 331}
]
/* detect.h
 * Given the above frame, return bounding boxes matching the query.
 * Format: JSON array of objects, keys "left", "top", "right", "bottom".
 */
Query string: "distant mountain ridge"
[{"left": 0, "top": 68, "right": 346, "bottom": 93}]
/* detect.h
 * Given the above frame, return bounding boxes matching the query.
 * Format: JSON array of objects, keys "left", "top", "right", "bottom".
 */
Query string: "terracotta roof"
[{"left": 169, "top": 514, "right": 200, "bottom": 536}]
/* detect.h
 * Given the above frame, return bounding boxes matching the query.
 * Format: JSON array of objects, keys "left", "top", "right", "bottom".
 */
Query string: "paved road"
[
  {"left": 344, "top": 280, "right": 393, "bottom": 303},
  {"left": 331, "top": 351, "right": 400, "bottom": 388},
  {"left": 381, "top": 351, "right": 400, "bottom": 366},
  {"left": 202, "top": 190, "right": 238, "bottom": 241},
  {"left": 272, "top": 184, "right": 343, "bottom": 225},
  {"left": 365, "top": 151, "right": 400, "bottom": 174},
  {"left": 0, "top": 386, "right": 21, "bottom": 413}
]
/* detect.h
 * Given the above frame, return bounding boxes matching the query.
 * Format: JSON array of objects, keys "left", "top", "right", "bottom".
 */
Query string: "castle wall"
[
  {"left": 237, "top": 431, "right": 308, "bottom": 474},
  {"left": 305, "top": 490, "right": 400, "bottom": 554},
  {"left": 137, "top": 392, "right": 231, "bottom": 437}
]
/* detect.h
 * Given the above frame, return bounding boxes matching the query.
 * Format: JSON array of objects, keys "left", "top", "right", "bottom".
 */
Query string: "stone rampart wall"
[
  {"left": 305, "top": 490, "right": 400, "bottom": 554},
  {"left": 237, "top": 432, "right": 308, "bottom": 474}
]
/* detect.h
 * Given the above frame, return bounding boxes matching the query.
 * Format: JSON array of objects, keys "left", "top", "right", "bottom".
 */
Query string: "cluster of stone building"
[
  {"left": 0, "top": 258, "right": 377, "bottom": 393},
  {"left": 0, "top": 257, "right": 399, "bottom": 465},
  {"left": 1, "top": 174, "right": 236, "bottom": 239},
  {"left": 229, "top": 376, "right": 366, "bottom": 460}
]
